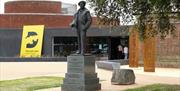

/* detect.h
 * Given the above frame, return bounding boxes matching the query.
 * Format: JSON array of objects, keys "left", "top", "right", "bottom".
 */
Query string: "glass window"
[
  {"left": 53, "top": 37, "right": 77, "bottom": 57},
  {"left": 53, "top": 37, "right": 109, "bottom": 57}
]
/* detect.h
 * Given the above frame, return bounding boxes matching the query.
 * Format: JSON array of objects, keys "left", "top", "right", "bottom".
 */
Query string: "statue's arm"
[
  {"left": 84, "top": 11, "right": 92, "bottom": 30},
  {"left": 70, "top": 13, "right": 77, "bottom": 28},
  {"left": 70, "top": 20, "right": 75, "bottom": 27}
]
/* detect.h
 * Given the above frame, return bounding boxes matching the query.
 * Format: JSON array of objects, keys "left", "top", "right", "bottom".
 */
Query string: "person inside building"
[
  {"left": 117, "top": 45, "right": 123, "bottom": 59},
  {"left": 123, "top": 46, "right": 128, "bottom": 59}
]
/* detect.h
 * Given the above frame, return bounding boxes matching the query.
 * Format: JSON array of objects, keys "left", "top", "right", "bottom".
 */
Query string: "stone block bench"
[
  {"left": 96, "top": 61, "right": 120, "bottom": 70},
  {"left": 111, "top": 69, "right": 135, "bottom": 85},
  {"left": 108, "top": 59, "right": 129, "bottom": 65},
  {"left": 96, "top": 61, "right": 135, "bottom": 85}
]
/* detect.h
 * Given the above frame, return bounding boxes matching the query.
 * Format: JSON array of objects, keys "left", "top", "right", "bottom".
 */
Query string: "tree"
[{"left": 87, "top": 0, "right": 180, "bottom": 39}]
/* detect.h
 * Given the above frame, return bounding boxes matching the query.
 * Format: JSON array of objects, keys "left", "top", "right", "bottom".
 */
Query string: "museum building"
[
  {"left": 0, "top": 1, "right": 179, "bottom": 68},
  {"left": 0, "top": 1, "right": 129, "bottom": 60}
]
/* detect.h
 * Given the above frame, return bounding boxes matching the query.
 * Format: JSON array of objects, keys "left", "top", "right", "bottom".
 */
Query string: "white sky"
[{"left": 0, "top": 0, "right": 87, "bottom": 13}]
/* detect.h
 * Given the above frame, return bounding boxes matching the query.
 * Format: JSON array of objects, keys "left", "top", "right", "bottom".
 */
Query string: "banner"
[{"left": 20, "top": 25, "right": 44, "bottom": 57}]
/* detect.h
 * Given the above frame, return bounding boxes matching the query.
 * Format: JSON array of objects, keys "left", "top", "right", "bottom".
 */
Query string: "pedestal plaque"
[{"left": 61, "top": 55, "right": 101, "bottom": 91}]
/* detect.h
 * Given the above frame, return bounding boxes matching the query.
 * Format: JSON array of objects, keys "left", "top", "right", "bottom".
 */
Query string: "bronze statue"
[{"left": 70, "top": 1, "right": 92, "bottom": 55}]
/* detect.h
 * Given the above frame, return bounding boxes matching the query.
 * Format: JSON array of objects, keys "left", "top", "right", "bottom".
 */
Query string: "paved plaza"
[{"left": 0, "top": 62, "right": 180, "bottom": 91}]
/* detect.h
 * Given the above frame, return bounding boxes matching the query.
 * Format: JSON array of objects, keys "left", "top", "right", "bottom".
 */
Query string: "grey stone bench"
[
  {"left": 96, "top": 61, "right": 120, "bottom": 70},
  {"left": 111, "top": 69, "right": 135, "bottom": 85},
  {"left": 108, "top": 59, "right": 129, "bottom": 65}
]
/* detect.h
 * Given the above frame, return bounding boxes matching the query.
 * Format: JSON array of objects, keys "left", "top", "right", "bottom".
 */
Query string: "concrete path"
[{"left": 0, "top": 62, "right": 180, "bottom": 91}]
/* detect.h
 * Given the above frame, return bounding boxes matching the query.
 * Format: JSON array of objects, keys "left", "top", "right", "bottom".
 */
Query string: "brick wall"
[
  {"left": 1, "top": 1, "right": 97, "bottom": 28},
  {"left": 0, "top": 14, "right": 97, "bottom": 28},
  {"left": 133, "top": 23, "right": 180, "bottom": 68},
  {"left": 5, "top": 1, "right": 61, "bottom": 13},
  {"left": 157, "top": 23, "right": 180, "bottom": 56},
  {"left": 0, "top": 14, "right": 72, "bottom": 28},
  {"left": 156, "top": 23, "right": 180, "bottom": 68}
]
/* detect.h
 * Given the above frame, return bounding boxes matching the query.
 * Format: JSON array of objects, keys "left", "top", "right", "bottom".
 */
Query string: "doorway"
[{"left": 109, "top": 37, "right": 129, "bottom": 60}]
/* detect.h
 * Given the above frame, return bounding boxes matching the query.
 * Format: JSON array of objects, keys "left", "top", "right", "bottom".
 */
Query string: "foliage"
[
  {"left": 0, "top": 76, "right": 63, "bottom": 91},
  {"left": 87, "top": 0, "right": 180, "bottom": 39},
  {"left": 124, "top": 84, "right": 180, "bottom": 91}
]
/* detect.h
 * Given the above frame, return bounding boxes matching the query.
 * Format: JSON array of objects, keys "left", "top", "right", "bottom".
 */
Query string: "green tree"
[{"left": 87, "top": 0, "right": 180, "bottom": 39}]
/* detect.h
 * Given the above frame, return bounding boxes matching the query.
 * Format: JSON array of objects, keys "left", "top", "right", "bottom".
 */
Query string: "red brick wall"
[
  {"left": 0, "top": 14, "right": 97, "bottom": 28},
  {"left": 131, "top": 23, "right": 180, "bottom": 68},
  {"left": 5, "top": 1, "right": 61, "bottom": 13},
  {"left": 156, "top": 23, "right": 180, "bottom": 68},
  {"left": 157, "top": 23, "right": 180, "bottom": 56},
  {"left": 1, "top": 1, "right": 98, "bottom": 28},
  {"left": 0, "top": 14, "right": 72, "bottom": 28}
]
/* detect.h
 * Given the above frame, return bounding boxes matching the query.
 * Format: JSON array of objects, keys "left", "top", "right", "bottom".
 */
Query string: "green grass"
[
  {"left": 125, "top": 84, "right": 180, "bottom": 91},
  {"left": 1, "top": 78, "right": 179, "bottom": 91},
  {"left": 0, "top": 76, "right": 63, "bottom": 91}
]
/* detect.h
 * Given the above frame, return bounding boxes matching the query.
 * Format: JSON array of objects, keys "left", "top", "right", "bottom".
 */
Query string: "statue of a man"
[{"left": 70, "top": 1, "right": 92, "bottom": 55}]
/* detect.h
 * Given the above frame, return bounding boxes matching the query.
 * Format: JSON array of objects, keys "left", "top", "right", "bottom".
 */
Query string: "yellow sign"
[{"left": 20, "top": 25, "right": 44, "bottom": 57}]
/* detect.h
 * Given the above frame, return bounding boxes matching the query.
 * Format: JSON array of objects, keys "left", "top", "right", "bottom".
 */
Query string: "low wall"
[{"left": 156, "top": 56, "right": 180, "bottom": 68}]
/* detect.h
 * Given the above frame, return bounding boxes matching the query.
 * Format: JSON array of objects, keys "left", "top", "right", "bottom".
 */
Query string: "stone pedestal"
[{"left": 61, "top": 55, "right": 101, "bottom": 91}]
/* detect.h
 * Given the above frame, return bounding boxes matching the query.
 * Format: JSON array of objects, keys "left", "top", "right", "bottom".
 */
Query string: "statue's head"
[{"left": 78, "top": 1, "right": 86, "bottom": 9}]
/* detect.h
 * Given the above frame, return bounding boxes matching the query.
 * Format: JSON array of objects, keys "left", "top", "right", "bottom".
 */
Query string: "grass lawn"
[
  {"left": 125, "top": 84, "right": 180, "bottom": 91},
  {"left": 0, "top": 76, "right": 63, "bottom": 91},
  {"left": 1, "top": 77, "right": 179, "bottom": 91}
]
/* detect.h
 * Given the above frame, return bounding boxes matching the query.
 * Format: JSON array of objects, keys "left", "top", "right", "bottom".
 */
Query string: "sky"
[{"left": 0, "top": 0, "right": 87, "bottom": 13}]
